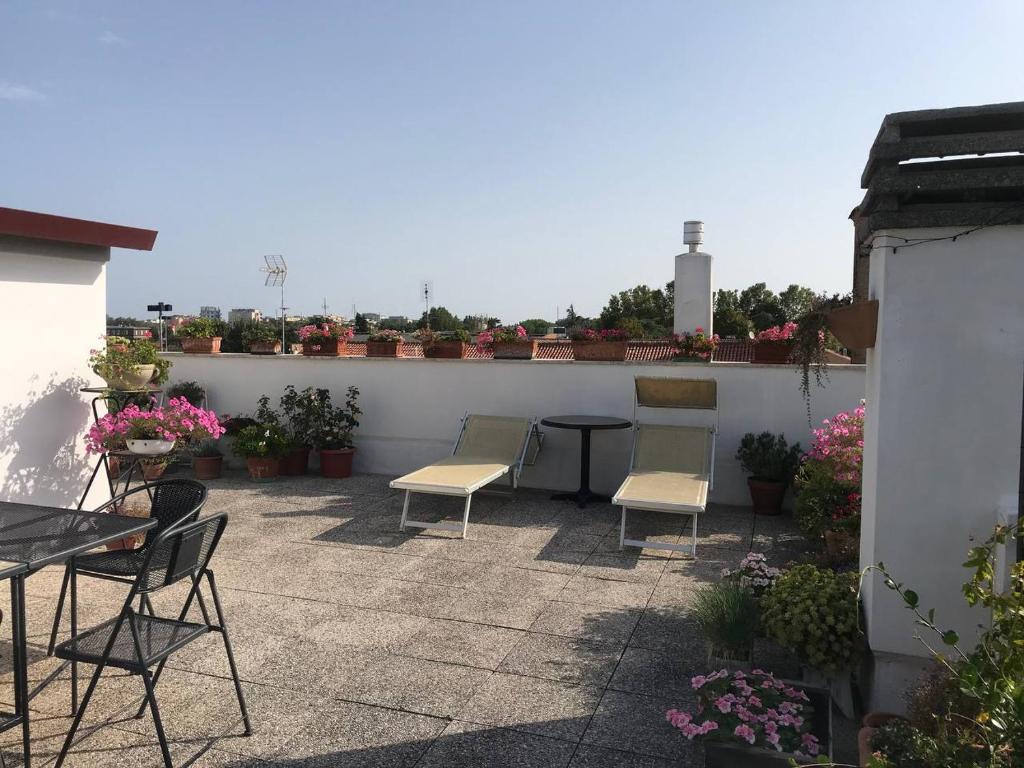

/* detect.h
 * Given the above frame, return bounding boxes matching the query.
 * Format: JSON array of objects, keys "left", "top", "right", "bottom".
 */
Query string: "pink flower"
[
  {"left": 733, "top": 724, "right": 755, "bottom": 744},
  {"left": 690, "top": 675, "right": 707, "bottom": 689}
]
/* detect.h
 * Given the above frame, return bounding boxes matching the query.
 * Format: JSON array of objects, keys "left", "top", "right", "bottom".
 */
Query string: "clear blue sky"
[{"left": 4, "top": 1, "right": 1022, "bottom": 322}]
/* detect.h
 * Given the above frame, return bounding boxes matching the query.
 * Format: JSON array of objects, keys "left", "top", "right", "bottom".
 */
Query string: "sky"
[{"left": 3, "top": 1, "right": 1023, "bottom": 323}]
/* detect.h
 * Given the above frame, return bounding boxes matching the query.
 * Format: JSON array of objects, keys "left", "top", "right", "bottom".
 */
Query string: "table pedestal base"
[{"left": 550, "top": 490, "right": 612, "bottom": 508}]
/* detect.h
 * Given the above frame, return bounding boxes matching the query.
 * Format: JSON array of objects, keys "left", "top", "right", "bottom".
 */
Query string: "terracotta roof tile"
[{"left": 340, "top": 339, "right": 760, "bottom": 362}]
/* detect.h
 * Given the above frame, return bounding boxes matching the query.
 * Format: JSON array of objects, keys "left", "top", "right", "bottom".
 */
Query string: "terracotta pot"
[
  {"left": 106, "top": 455, "right": 122, "bottom": 481},
  {"left": 826, "top": 300, "right": 878, "bottom": 350},
  {"left": 246, "top": 456, "right": 280, "bottom": 481},
  {"left": 366, "top": 341, "right": 402, "bottom": 358},
  {"left": 141, "top": 462, "right": 168, "bottom": 481},
  {"left": 492, "top": 340, "right": 538, "bottom": 360},
  {"left": 105, "top": 502, "right": 150, "bottom": 551},
  {"left": 191, "top": 454, "right": 223, "bottom": 480},
  {"left": 301, "top": 338, "right": 346, "bottom": 356},
  {"left": 279, "top": 446, "right": 310, "bottom": 476},
  {"left": 571, "top": 340, "right": 629, "bottom": 361},
  {"left": 248, "top": 341, "right": 281, "bottom": 355},
  {"left": 752, "top": 340, "right": 794, "bottom": 364},
  {"left": 320, "top": 447, "right": 355, "bottom": 478},
  {"left": 423, "top": 341, "right": 469, "bottom": 359},
  {"left": 181, "top": 337, "right": 222, "bottom": 354},
  {"left": 95, "top": 364, "right": 156, "bottom": 391},
  {"left": 747, "top": 477, "right": 786, "bottom": 515}
]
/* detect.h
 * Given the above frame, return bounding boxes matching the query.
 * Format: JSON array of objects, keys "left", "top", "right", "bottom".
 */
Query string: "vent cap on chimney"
[{"left": 683, "top": 220, "right": 704, "bottom": 252}]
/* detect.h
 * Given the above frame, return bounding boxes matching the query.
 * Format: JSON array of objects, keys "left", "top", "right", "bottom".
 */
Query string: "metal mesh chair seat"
[
  {"left": 74, "top": 548, "right": 151, "bottom": 578},
  {"left": 55, "top": 614, "right": 209, "bottom": 670}
]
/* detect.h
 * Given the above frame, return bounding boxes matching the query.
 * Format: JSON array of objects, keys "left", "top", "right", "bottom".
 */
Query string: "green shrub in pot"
[{"left": 735, "top": 432, "right": 802, "bottom": 515}]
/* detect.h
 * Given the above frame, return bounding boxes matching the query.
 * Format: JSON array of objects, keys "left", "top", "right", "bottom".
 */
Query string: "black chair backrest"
[
  {"left": 135, "top": 512, "right": 228, "bottom": 594},
  {"left": 95, "top": 479, "right": 207, "bottom": 549}
]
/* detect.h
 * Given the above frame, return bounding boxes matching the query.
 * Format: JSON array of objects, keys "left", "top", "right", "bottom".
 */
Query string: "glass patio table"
[{"left": 0, "top": 501, "right": 157, "bottom": 768}]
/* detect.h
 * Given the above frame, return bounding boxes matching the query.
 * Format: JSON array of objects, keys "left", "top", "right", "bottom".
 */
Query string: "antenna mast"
[{"left": 261, "top": 255, "right": 288, "bottom": 352}]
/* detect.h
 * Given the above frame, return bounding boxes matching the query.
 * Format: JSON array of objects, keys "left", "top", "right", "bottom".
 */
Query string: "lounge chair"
[
  {"left": 613, "top": 377, "right": 717, "bottom": 556},
  {"left": 391, "top": 414, "right": 539, "bottom": 538}
]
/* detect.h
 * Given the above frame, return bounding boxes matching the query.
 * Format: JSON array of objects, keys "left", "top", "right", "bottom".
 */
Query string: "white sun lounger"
[
  {"left": 613, "top": 377, "right": 717, "bottom": 557},
  {"left": 391, "top": 414, "right": 538, "bottom": 538}
]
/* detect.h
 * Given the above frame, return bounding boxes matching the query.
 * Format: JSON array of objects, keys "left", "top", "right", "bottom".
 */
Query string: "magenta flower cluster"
[
  {"left": 755, "top": 321, "right": 798, "bottom": 342},
  {"left": 806, "top": 400, "right": 865, "bottom": 486},
  {"left": 667, "top": 669, "right": 820, "bottom": 757},
  {"left": 721, "top": 552, "right": 781, "bottom": 599},
  {"left": 672, "top": 327, "right": 720, "bottom": 360},
  {"left": 297, "top": 323, "right": 354, "bottom": 342},
  {"left": 86, "top": 397, "right": 225, "bottom": 454},
  {"left": 574, "top": 328, "right": 631, "bottom": 342},
  {"left": 476, "top": 325, "right": 527, "bottom": 350}
]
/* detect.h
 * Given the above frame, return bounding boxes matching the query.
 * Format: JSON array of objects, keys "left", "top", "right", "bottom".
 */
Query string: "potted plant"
[
  {"left": 242, "top": 323, "right": 282, "bottom": 355},
  {"left": 298, "top": 322, "right": 353, "bottom": 356},
  {"left": 735, "top": 432, "right": 802, "bottom": 516},
  {"left": 760, "top": 564, "right": 862, "bottom": 717},
  {"left": 366, "top": 329, "right": 404, "bottom": 357},
  {"left": 190, "top": 439, "right": 224, "bottom": 480},
  {"left": 105, "top": 499, "right": 151, "bottom": 551},
  {"left": 666, "top": 669, "right": 830, "bottom": 766},
  {"left": 316, "top": 386, "right": 361, "bottom": 478},
  {"left": 477, "top": 325, "right": 537, "bottom": 360},
  {"left": 751, "top": 322, "right": 797, "bottom": 364},
  {"left": 232, "top": 423, "right": 289, "bottom": 480},
  {"left": 141, "top": 457, "right": 169, "bottom": 481},
  {"left": 278, "top": 386, "right": 332, "bottom": 475},
  {"left": 177, "top": 317, "right": 223, "bottom": 354},
  {"left": 570, "top": 328, "right": 632, "bottom": 361},
  {"left": 672, "top": 327, "right": 719, "bottom": 362},
  {"left": 165, "top": 380, "right": 206, "bottom": 407},
  {"left": 89, "top": 333, "right": 170, "bottom": 390},
  {"left": 417, "top": 328, "right": 471, "bottom": 359},
  {"left": 87, "top": 397, "right": 224, "bottom": 459},
  {"left": 692, "top": 581, "right": 759, "bottom": 669},
  {"left": 789, "top": 293, "right": 853, "bottom": 416},
  {"left": 721, "top": 552, "right": 782, "bottom": 601}
]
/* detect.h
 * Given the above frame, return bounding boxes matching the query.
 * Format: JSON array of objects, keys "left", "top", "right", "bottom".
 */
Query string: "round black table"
[{"left": 541, "top": 415, "right": 632, "bottom": 507}]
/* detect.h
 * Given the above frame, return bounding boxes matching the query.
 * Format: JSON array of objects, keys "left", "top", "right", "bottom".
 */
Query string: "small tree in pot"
[
  {"left": 317, "top": 386, "right": 361, "bottom": 478},
  {"left": 735, "top": 432, "right": 802, "bottom": 515}
]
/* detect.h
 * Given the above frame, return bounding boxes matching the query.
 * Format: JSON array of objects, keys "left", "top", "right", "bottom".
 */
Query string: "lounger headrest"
[{"left": 635, "top": 377, "right": 717, "bottom": 410}]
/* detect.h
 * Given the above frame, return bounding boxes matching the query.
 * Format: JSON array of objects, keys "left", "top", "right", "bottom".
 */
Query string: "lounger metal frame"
[
  {"left": 617, "top": 378, "right": 718, "bottom": 557},
  {"left": 398, "top": 414, "right": 540, "bottom": 538}
]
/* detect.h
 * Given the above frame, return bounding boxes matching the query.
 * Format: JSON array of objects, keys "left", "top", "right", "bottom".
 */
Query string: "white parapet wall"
[{"left": 163, "top": 354, "right": 865, "bottom": 506}]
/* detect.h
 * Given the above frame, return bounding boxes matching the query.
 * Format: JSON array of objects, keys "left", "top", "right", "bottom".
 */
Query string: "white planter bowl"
[{"left": 126, "top": 439, "right": 176, "bottom": 456}]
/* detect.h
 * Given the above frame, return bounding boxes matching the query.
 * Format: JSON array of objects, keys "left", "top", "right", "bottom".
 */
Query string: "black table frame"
[
  {"left": 0, "top": 503, "right": 157, "bottom": 768},
  {"left": 541, "top": 416, "right": 632, "bottom": 508}
]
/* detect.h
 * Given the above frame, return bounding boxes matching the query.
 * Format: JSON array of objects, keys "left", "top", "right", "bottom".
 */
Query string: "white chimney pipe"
[
  {"left": 674, "top": 220, "right": 713, "bottom": 335},
  {"left": 683, "top": 220, "right": 704, "bottom": 253}
]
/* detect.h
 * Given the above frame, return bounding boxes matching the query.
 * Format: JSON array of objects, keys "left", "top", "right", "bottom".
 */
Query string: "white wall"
[
  {"left": 163, "top": 354, "right": 865, "bottom": 506},
  {"left": 860, "top": 226, "right": 1024, "bottom": 707},
  {"left": 0, "top": 235, "right": 111, "bottom": 509}
]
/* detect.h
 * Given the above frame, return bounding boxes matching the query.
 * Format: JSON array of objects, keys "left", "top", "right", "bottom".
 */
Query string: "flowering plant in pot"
[
  {"left": 316, "top": 386, "right": 361, "bottom": 478},
  {"left": 190, "top": 439, "right": 224, "bottom": 480},
  {"left": 672, "top": 327, "right": 719, "bottom": 362},
  {"left": 89, "top": 334, "right": 170, "bottom": 390},
  {"left": 366, "top": 329, "right": 404, "bottom": 357},
  {"left": 477, "top": 325, "right": 537, "bottom": 359},
  {"left": 666, "top": 669, "right": 828, "bottom": 766},
  {"left": 752, "top": 322, "right": 797, "bottom": 365},
  {"left": 692, "top": 581, "right": 759, "bottom": 669},
  {"left": 298, "top": 322, "right": 353, "bottom": 356},
  {"left": 86, "top": 397, "right": 224, "bottom": 457},
  {"left": 232, "top": 424, "right": 289, "bottom": 480},
  {"left": 177, "top": 317, "right": 223, "bottom": 353},
  {"left": 735, "top": 432, "right": 802, "bottom": 515},
  {"left": 570, "top": 328, "right": 632, "bottom": 361},
  {"left": 242, "top": 323, "right": 282, "bottom": 354},
  {"left": 721, "top": 552, "right": 782, "bottom": 601},
  {"left": 417, "top": 328, "right": 471, "bottom": 359}
]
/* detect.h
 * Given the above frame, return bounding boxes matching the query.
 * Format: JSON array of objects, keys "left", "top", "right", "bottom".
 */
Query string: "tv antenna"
[
  {"left": 421, "top": 280, "right": 433, "bottom": 327},
  {"left": 261, "top": 255, "right": 288, "bottom": 352}
]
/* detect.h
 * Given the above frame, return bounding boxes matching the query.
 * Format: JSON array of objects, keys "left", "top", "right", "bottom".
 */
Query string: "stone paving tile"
[
  {"left": 576, "top": 552, "right": 669, "bottom": 584},
  {"left": 457, "top": 672, "right": 603, "bottom": 742},
  {"left": 568, "top": 744, "right": 687, "bottom": 768},
  {"left": 468, "top": 564, "right": 572, "bottom": 600},
  {"left": 497, "top": 633, "right": 624, "bottom": 687},
  {"left": 557, "top": 575, "right": 656, "bottom": 610},
  {"left": 607, "top": 646, "right": 703, "bottom": 700},
  {"left": 396, "top": 618, "right": 525, "bottom": 670},
  {"left": 416, "top": 720, "right": 576, "bottom": 768},
  {"left": 529, "top": 602, "right": 642, "bottom": 646},
  {"left": 628, "top": 606, "right": 702, "bottom": 656},
  {"left": 581, "top": 689, "right": 700, "bottom": 763}
]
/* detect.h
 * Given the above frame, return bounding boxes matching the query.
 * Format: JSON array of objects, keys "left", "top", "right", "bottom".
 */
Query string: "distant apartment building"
[
  {"left": 385, "top": 315, "right": 409, "bottom": 326},
  {"left": 200, "top": 305, "right": 221, "bottom": 320},
  {"left": 361, "top": 312, "right": 381, "bottom": 323},
  {"left": 228, "top": 308, "right": 262, "bottom": 325},
  {"left": 106, "top": 325, "right": 152, "bottom": 340}
]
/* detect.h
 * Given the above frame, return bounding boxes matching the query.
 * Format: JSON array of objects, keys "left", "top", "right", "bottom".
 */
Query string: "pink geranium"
[
  {"left": 297, "top": 323, "right": 354, "bottom": 342},
  {"left": 673, "top": 327, "right": 720, "bottom": 361},
  {"left": 476, "top": 325, "right": 528, "bottom": 351},
  {"left": 86, "top": 397, "right": 225, "bottom": 454},
  {"left": 755, "top": 322, "right": 798, "bottom": 342}
]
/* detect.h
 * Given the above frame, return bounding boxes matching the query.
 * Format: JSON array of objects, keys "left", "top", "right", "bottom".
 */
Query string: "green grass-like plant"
[{"left": 692, "top": 581, "right": 759, "bottom": 660}]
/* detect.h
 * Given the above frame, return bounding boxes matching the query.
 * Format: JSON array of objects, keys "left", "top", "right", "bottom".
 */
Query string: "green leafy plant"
[
  {"left": 317, "top": 386, "right": 361, "bottom": 450},
  {"left": 176, "top": 317, "right": 223, "bottom": 339},
  {"left": 692, "top": 581, "right": 759, "bottom": 660},
  {"left": 279, "top": 385, "right": 332, "bottom": 447},
  {"left": 415, "top": 328, "right": 470, "bottom": 344},
  {"left": 190, "top": 438, "right": 222, "bottom": 458},
  {"left": 760, "top": 564, "right": 862, "bottom": 675},
  {"left": 232, "top": 424, "right": 290, "bottom": 458},
  {"left": 735, "top": 432, "right": 802, "bottom": 483},
  {"left": 165, "top": 380, "right": 205, "bottom": 407},
  {"left": 89, "top": 335, "right": 171, "bottom": 386},
  {"left": 791, "top": 293, "right": 851, "bottom": 420},
  {"left": 241, "top": 323, "right": 280, "bottom": 348}
]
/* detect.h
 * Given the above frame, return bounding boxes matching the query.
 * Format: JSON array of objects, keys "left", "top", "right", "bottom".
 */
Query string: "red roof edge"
[{"left": 0, "top": 207, "right": 158, "bottom": 251}]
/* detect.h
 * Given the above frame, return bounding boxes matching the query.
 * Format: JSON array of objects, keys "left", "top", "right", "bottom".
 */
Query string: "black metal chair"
[
  {"left": 47, "top": 479, "right": 208, "bottom": 656},
  {"left": 52, "top": 511, "right": 251, "bottom": 768}
]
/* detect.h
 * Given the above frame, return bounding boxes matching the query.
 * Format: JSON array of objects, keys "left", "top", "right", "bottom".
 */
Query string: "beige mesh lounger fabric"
[
  {"left": 391, "top": 415, "right": 535, "bottom": 538},
  {"left": 613, "top": 377, "right": 717, "bottom": 557}
]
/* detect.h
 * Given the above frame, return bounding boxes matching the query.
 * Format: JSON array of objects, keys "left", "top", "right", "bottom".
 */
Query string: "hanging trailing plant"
[{"left": 791, "top": 293, "right": 852, "bottom": 422}]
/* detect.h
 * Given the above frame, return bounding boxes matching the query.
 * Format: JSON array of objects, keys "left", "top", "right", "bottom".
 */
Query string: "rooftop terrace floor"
[{"left": 0, "top": 472, "right": 856, "bottom": 766}]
